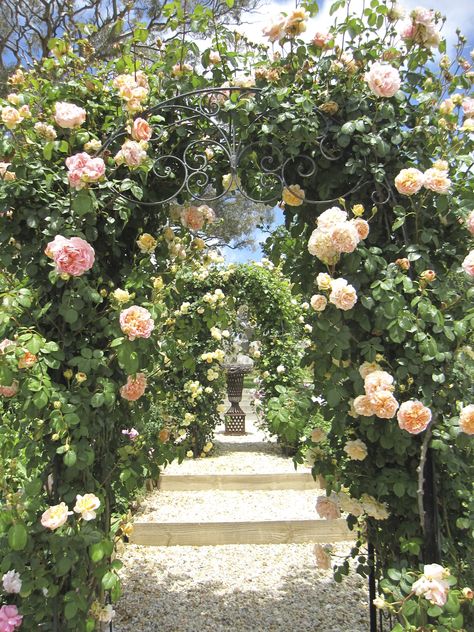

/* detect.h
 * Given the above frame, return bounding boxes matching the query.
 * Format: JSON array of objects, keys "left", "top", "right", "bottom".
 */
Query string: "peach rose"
[
  {"left": 395, "top": 257, "right": 411, "bottom": 270},
  {"left": 54, "top": 102, "right": 86, "bottom": 129},
  {"left": 1, "top": 106, "right": 23, "bottom": 129},
  {"left": 359, "top": 361, "right": 381, "bottom": 379},
  {"left": 412, "top": 577, "right": 448, "bottom": 607},
  {"left": 131, "top": 117, "right": 152, "bottom": 141},
  {"left": 439, "top": 98, "right": 455, "bottom": 115},
  {"left": 352, "top": 218, "right": 370, "bottom": 240},
  {"left": 311, "top": 428, "right": 327, "bottom": 443},
  {"left": 45, "top": 235, "right": 95, "bottom": 276},
  {"left": 18, "top": 351, "right": 37, "bottom": 369},
  {"left": 397, "top": 400, "right": 432, "bottom": 434},
  {"left": 370, "top": 391, "right": 400, "bottom": 419},
  {"left": 360, "top": 494, "right": 389, "bottom": 520},
  {"left": 459, "top": 404, "right": 474, "bottom": 435},
  {"left": 114, "top": 140, "right": 147, "bottom": 167},
  {"left": 329, "top": 278, "right": 357, "bottom": 311},
  {"left": 209, "top": 51, "right": 221, "bottom": 65},
  {"left": 308, "top": 230, "right": 339, "bottom": 265},
  {"left": 423, "top": 168, "right": 451, "bottom": 194},
  {"left": 365, "top": 63, "right": 401, "bottom": 98},
  {"left": 285, "top": 9, "right": 310, "bottom": 37},
  {"left": 120, "top": 373, "right": 147, "bottom": 401},
  {"left": 312, "top": 32, "right": 331, "bottom": 48},
  {"left": 181, "top": 206, "right": 205, "bottom": 230},
  {"left": 343, "top": 439, "right": 368, "bottom": 461},
  {"left": 466, "top": 211, "right": 474, "bottom": 235},
  {"left": 0, "top": 380, "right": 19, "bottom": 397},
  {"left": 394, "top": 168, "right": 424, "bottom": 195},
  {"left": 316, "top": 496, "right": 341, "bottom": 520},
  {"left": 310, "top": 294, "right": 328, "bottom": 312},
  {"left": 313, "top": 544, "right": 331, "bottom": 569},
  {"left": 73, "top": 493, "right": 100, "bottom": 520},
  {"left": 329, "top": 222, "right": 360, "bottom": 253},
  {"left": 262, "top": 18, "right": 287, "bottom": 43},
  {"left": 282, "top": 184, "right": 305, "bottom": 206},
  {"left": 462, "top": 251, "right": 474, "bottom": 276},
  {"left": 120, "top": 306, "right": 154, "bottom": 341},
  {"left": 66, "top": 152, "right": 105, "bottom": 189},
  {"left": 41, "top": 502, "right": 72, "bottom": 530},
  {"left": 364, "top": 370, "right": 394, "bottom": 395},
  {"left": 317, "top": 206, "right": 348, "bottom": 231}
]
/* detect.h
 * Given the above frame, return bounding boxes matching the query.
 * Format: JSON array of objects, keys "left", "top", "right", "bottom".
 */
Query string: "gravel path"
[
  {"left": 114, "top": 543, "right": 369, "bottom": 632},
  {"left": 136, "top": 489, "right": 325, "bottom": 523},
  {"left": 114, "top": 390, "right": 369, "bottom": 631}
]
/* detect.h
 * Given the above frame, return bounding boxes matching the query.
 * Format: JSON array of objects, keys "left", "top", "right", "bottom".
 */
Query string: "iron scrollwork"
[{"left": 100, "top": 86, "right": 370, "bottom": 208}]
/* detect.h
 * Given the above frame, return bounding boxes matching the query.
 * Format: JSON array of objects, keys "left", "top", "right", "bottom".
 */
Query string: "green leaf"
[
  {"left": 89, "top": 542, "right": 105, "bottom": 563},
  {"left": 64, "top": 602, "right": 78, "bottom": 620},
  {"left": 64, "top": 450, "right": 77, "bottom": 467},
  {"left": 393, "top": 482, "right": 405, "bottom": 497},
  {"left": 427, "top": 605, "right": 443, "bottom": 617},
  {"left": 72, "top": 191, "right": 94, "bottom": 216},
  {"left": 102, "top": 571, "right": 118, "bottom": 590},
  {"left": 8, "top": 523, "right": 28, "bottom": 551},
  {"left": 33, "top": 390, "right": 49, "bottom": 409}
]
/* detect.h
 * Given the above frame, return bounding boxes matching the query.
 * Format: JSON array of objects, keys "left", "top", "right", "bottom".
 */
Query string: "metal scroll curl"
[{"left": 101, "top": 86, "right": 372, "bottom": 208}]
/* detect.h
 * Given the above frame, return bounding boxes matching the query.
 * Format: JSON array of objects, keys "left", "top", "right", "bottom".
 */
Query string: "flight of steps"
[{"left": 131, "top": 390, "right": 352, "bottom": 547}]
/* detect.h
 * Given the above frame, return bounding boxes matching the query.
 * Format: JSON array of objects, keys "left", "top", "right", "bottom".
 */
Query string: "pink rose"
[
  {"left": 66, "top": 152, "right": 105, "bottom": 190},
  {"left": 45, "top": 235, "right": 95, "bottom": 276},
  {"left": 40, "top": 502, "right": 72, "bottom": 530},
  {"left": 120, "top": 373, "right": 147, "bottom": 401},
  {"left": 397, "top": 400, "right": 432, "bottom": 434},
  {"left": 412, "top": 577, "right": 448, "bottom": 607},
  {"left": 462, "top": 250, "right": 474, "bottom": 276},
  {"left": 119, "top": 306, "right": 155, "bottom": 341},
  {"left": 114, "top": 140, "right": 147, "bottom": 167},
  {"left": 462, "top": 97, "right": 474, "bottom": 118},
  {"left": 0, "top": 604, "right": 23, "bottom": 631},
  {"left": 0, "top": 380, "right": 19, "bottom": 398},
  {"left": 329, "top": 278, "right": 358, "bottom": 311},
  {"left": 316, "top": 496, "right": 341, "bottom": 520},
  {"left": 312, "top": 32, "right": 331, "bottom": 48},
  {"left": 310, "top": 294, "right": 327, "bottom": 312},
  {"left": 122, "top": 428, "right": 140, "bottom": 440},
  {"left": 0, "top": 339, "right": 15, "bottom": 354},
  {"left": 466, "top": 211, "right": 474, "bottom": 235},
  {"left": 365, "top": 63, "right": 401, "bottom": 98},
  {"left": 54, "top": 101, "right": 86, "bottom": 129},
  {"left": 394, "top": 168, "right": 424, "bottom": 195},
  {"left": 131, "top": 118, "right": 152, "bottom": 141}
]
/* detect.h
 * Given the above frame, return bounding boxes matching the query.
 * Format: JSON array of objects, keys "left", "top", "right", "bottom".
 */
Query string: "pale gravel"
[
  {"left": 136, "top": 489, "right": 325, "bottom": 523},
  {"left": 114, "top": 543, "right": 370, "bottom": 632},
  {"left": 114, "top": 389, "right": 369, "bottom": 632}
]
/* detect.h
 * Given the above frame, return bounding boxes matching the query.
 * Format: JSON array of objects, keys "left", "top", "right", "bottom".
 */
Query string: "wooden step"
[
  {"left": 157, "top": 473, "right": 319, "bottom": 491},
  {"left": 130, "top": 518, "right": 353, "bottom": 547}
]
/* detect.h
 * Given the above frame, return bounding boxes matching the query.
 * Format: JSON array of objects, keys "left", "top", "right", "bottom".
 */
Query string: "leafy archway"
[{"left": 146, "top": 260, "right": 307, "bottom": 457}]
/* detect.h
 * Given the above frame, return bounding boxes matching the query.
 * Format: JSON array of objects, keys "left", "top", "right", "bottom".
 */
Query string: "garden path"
[{"left": 113, "top": 390, "right": 370, "bottom": 632}]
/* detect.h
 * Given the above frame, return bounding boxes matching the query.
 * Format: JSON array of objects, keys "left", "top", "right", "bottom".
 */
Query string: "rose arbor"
[{"left": 1, "top": 1, "right": 474, "bottom": 630}]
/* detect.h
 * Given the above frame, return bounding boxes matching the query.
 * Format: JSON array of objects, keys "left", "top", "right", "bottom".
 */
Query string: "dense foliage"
[{"left": 0, "top": 0, "right": 473, "bottom": 629}]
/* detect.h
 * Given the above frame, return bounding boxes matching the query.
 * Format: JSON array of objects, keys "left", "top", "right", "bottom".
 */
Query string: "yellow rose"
[
  {"left": 137, "top": 233, "right": 157, "bottom": 253},
  {"left": 282, "top": 184, "right": 305, "bottom": 207}
]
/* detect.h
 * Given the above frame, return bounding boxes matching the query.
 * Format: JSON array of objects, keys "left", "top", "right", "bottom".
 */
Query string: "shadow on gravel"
[{"left": 114, "top": 561, "right": 369, "bottom": 632}]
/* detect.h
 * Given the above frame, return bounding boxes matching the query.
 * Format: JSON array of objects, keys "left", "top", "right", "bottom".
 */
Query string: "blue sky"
[{"left": 226, "top": 0, "right": 474, "bottom": 264}]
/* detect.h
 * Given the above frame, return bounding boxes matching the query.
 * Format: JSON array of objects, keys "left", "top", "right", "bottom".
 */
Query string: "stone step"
[{"left": 130, "top": 518, "right": 352, "bottom": 547}]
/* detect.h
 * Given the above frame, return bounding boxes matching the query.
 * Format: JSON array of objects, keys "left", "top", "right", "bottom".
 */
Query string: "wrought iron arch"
[{"left": 100, "top": 86, "right": 374, "bottom": 208}]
